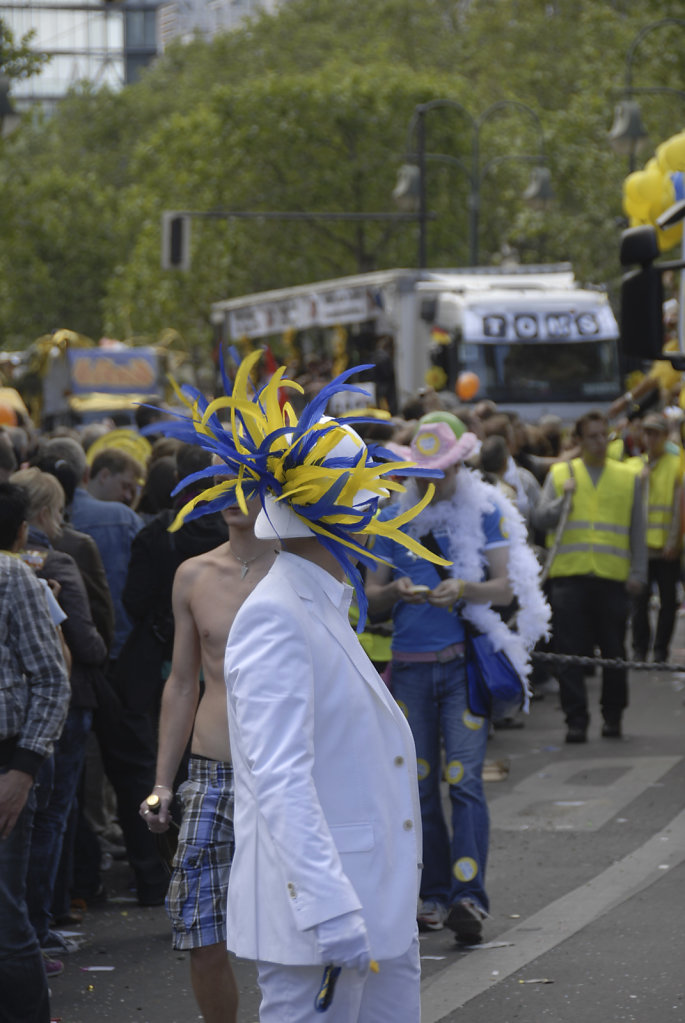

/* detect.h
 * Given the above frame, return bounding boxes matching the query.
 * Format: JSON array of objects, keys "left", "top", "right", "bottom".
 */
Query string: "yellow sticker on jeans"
[
  {"left": 463, "top": 710, "right": 484, "bottom": 730},
  {"left": 453, "top": 857, "right": 478, "bottom": 882}
]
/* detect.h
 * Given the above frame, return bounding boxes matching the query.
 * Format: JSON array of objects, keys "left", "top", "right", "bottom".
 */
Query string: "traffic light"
[
  {"left": 619, "top": 225, "right": 663, "bottom": 360},
  {"left": 161, "top": 212, "right": 191, "bottom": 270}
]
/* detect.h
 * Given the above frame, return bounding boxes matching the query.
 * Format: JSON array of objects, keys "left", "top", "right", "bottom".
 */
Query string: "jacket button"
[
  {"left": 287, "top": 882, "right": 297, "bottom": 898},
  {"left": 394, "top": 755, "right": 404, "bottom": 766},
  {"left": 403, "top": 819, "right": 414, "bottom": 831}
]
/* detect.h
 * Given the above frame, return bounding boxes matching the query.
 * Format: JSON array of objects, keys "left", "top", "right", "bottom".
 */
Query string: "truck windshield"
[{"left": 460, "top": 339, "right": 620, "bottom": 403}]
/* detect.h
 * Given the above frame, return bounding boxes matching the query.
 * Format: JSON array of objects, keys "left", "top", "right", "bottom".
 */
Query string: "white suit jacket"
[{"left": 224, "top": 551, "right": 422, "bottom": 965}]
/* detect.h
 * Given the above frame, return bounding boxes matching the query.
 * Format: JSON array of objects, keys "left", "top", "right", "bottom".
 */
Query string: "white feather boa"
[{"left": 401, "top": 468, "right": 551, "bottom": 702}]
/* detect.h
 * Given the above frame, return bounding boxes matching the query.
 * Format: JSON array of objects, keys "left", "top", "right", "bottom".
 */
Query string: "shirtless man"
[{"left": 139, "top": 497, "right": 277, "bottom": 1023}]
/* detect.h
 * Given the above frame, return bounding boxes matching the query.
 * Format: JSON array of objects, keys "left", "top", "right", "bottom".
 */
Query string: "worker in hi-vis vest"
[
  {"left": 534, "top": 411, "right": 647, "bottom": 744},
  {"left": 629, "top": 412, "right": 683, "bottom": 665}
]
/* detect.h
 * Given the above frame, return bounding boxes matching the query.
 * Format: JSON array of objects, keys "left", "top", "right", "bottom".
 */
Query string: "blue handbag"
[{"left": 464, "top": 624, "right": 526, "bottom": 720}]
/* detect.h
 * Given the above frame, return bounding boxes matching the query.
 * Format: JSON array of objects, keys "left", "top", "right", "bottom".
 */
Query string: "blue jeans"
[
  {"left": 27, "top": 707, "right": 93, "bottom": 944},
  {"left": 0, "top": 770, "right": 50, "bottom": 1023},
  {"left": 392, "top": 656, "right": 490, "bottom": 912}
]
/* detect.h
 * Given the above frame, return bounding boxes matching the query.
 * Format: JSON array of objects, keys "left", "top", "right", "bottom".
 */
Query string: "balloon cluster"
[{"left": 623, "top": 130, "right": 685, "bottom": 251}]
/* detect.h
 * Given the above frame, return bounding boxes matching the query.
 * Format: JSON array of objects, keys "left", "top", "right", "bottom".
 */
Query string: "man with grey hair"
[{"left": 43, "top": 437, "right": 166, "bottom": 907}]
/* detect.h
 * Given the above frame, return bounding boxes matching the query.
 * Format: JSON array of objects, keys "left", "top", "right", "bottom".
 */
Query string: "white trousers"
[{"left": 256, "top": 932, "right": 421, "bottom": 1022}]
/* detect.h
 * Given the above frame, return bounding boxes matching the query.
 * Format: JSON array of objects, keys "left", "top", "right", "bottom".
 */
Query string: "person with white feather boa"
[{"left": 366, "top": 413, "right": 550, "bottom": 944}]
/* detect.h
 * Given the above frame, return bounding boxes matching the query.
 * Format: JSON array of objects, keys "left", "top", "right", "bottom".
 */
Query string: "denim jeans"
[
  {"left": 392, "top": 655, "right": 490, "bottom": 913},
  {"left": 27, "top": 707, "right": 93, "bottom": 944},
  {"left": 0, "top": 770, "right": 50, "bottom": 1023}
]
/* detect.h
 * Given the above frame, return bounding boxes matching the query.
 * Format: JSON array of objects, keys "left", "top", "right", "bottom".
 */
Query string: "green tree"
[
  {"left": 1, "top": 0, "right": 684, "bottom": 348},
  {"left": 0, "top": 17, "right": 50, "bottom": 79}
]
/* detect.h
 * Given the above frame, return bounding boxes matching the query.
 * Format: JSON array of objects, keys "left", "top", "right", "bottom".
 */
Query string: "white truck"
[{"left": 210, "top": 264, "right": 621, "bottom": 421}]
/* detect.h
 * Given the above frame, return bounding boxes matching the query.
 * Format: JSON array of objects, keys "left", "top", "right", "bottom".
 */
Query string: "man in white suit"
[
  {"left": 225, "top": 508, "right": 423, "bottom": 1020},
  {"left": 148, "top": 354, "right": 449, "bottom": 1020}
]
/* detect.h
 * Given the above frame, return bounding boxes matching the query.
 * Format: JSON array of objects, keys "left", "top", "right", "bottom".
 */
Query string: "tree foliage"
[
  {"left": 0, "top": 17, "right": 50, "bottom": 80},
  {"left": 0, "top": 0, "right": 684, "bottom": 348}
]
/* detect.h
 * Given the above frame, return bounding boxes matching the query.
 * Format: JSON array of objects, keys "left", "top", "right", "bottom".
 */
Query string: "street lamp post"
[
  {"left": 608, "top": 18, "right": 685, "bottom": 172},
  {"left": 395, "top": 98, "right": 552, "bottom": 269}
]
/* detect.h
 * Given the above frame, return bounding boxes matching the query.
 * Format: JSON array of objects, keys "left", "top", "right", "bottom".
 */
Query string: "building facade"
[{"left": 1, "top": 0, "right": 283, "bottom": 111}]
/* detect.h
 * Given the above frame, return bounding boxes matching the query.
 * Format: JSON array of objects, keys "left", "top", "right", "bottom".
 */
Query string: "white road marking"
[
  {"left": 487, "top": 756, "right": 681, "bottom": 831},
  {"left": 420, "top": 806, "right": 685, "bottom": 1021}
]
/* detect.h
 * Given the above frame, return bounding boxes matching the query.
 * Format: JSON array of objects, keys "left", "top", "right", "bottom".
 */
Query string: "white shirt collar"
[{"left": 278, "top": 550, "right": 353, "bottom": 616}]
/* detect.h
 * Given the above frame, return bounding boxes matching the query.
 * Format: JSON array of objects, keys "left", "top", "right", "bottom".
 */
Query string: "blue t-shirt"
[{"left": 371, "top": 504, "right": 508, "bottom": 652}]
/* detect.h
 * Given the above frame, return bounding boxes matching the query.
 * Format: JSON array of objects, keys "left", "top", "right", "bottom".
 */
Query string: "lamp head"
[
  {"left": 522, "top": 165, "right": 554, "bottom": 209},
  {"left": 393, "top": 163, "right": 420, "bottom": 212},
  {"left": 608, "top": 100, "right": 648, "bottom": 156}
]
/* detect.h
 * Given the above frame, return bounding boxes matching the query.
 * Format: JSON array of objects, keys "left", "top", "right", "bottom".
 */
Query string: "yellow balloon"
[
  {"left": 656, "top": 131, "right": 685, "bottom": 173},
  {"left": 425, "top": 365, "right": 447, "bottom": 391},
  {"left": 622, "top": 132, "right": 685, "bottom": 248},
  {"left": 623, "top": 172, "right": 651, "bottom": 221},
  {"left": 648, "top": 171, "right": 674, "bottom": 224}
]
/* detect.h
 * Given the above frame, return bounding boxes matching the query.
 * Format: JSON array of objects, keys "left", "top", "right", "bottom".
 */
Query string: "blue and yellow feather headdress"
[{"left": 150, "top": 350, "right": 450, "bottom": 629}]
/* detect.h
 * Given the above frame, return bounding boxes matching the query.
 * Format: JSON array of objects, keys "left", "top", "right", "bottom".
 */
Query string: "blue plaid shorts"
[{"left": 166, "top": 756, "right": 234, "bottom": 950}]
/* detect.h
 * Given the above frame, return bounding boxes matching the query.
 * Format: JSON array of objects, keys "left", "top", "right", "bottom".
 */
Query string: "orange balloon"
[{"left": 456, "top": 371, "right": 480, "bottom": 401}]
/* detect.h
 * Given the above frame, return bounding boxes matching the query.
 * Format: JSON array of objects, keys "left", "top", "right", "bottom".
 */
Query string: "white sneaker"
[{"left": 417, "top": 900, "right": 448, "bottom": 931}]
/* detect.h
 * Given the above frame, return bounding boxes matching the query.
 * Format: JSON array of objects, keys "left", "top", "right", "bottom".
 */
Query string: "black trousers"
[
  {"left": 631, "top": 557, "right": 680, "bottom": 661},
  {"left": 89, "top": 662, "right": 168, "bottom": 901},
  {"left": 550, "top": 576, "right": 629, "bottom": 728}
]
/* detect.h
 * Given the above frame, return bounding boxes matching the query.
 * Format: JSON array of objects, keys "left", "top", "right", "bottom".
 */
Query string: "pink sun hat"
[{"left": 410, "top": 418, "right": 480, "bottom": 470}]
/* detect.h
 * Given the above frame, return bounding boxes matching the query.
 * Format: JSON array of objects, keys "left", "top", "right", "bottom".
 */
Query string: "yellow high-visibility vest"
[
  {"left": 607, "top": 438, "right": 625, "bottom": 461},
  {"left": 623, "top": 454, "right": 646, "bottom": 475},
  {"left": 645, "top": 452, "right": 682, "bottom": 549},
  {"left": 547, "top": 458, "right": 636, "bottom": 581}
]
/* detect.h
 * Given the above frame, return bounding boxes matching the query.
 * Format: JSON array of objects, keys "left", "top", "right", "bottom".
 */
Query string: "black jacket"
[
  {"left": 29, "top": 529, "right": 108, "bottom": 709},
  {"left": 114, "top": 510, "right": 227, "bottom": 714},
  {"left": 53, "top": 523, "right": 115, "bottom": 652}
]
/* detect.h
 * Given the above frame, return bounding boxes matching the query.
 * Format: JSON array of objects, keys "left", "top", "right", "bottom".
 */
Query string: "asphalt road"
[{"left": 49, "top": 623, "right": 685, "bottom": 1023}]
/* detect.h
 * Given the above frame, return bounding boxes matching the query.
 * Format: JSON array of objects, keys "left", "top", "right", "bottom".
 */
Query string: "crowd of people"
[{"left": 1, "top": 351, "right": 685, "bottom": 1022}]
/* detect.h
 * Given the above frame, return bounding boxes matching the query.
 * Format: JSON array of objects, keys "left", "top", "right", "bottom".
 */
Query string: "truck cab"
[{"left": 419, "top": 266, "right": 621, "bottom": 420}]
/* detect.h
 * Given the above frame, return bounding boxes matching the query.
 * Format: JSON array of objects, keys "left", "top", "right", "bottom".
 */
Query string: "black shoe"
[
  {"left": 445, "top": 898, "right": 487, "bottom": 944},
  {"left": 633, "top": 650, "right": 647, "bottom": 663},
  {"left": 565, "top": 726, "right": 587, "bottom": 744},
  {"left": 601, "top": 720, "right": 622, "bottom": 738}
]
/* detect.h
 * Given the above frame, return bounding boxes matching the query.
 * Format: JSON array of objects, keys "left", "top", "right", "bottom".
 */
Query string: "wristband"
[{"left": 455, "top": 578, "right": 465, "bottom": 600}]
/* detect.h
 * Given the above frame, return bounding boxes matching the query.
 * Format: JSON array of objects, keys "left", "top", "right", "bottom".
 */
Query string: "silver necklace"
[{"left": 229, "top": 547, "right": 276, "bottom": 580}]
